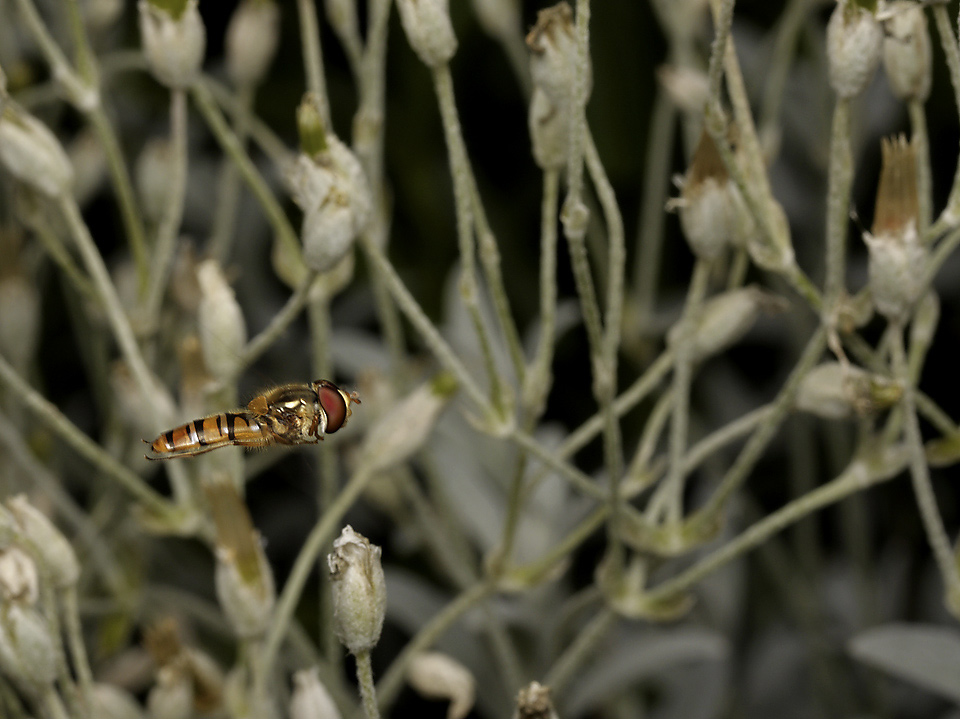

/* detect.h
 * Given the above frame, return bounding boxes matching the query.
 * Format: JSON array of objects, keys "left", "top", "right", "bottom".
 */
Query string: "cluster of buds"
[
  {"left": 0, "top": 104, "right": 74, "bottom": 198},
  {"left": 864, "top": 134, "right": 927, "bottom": 322},
  {"left": 196, "top": 260, "right": 247, "bottom": 382},
  {"left": 826, "top": 0, "right": 883, "bottom": 99},
  {"left": 526, "top": 3, "right": 590, "bottom": 171},
  {"left": 396, "top": 0, "right": 457, "bottom": 68},
  {"left": 288, "top": 95, "right": 372, "bottom": 274},
  {"left": 138, "top": 0, "right": 206, "bottom": 89},
  {"left": 206, "top": 483, "right": 276, "bottom": 638},
  {"left": 226, "top": 0, "right": 280, "bottom": 87},
  {"left": 881, "top": 1, "right": 932, "bottom": 102},
  {"left": 327, "top": 525, "right": 386, "bottom": 655},
  {"left": 796, "top": 361, "right": 901, "bottom": 419}
]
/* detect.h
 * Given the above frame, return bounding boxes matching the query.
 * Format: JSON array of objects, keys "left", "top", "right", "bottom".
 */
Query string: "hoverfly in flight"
[{"left": 146, "top": 380, "right": 359, "bottom": 460}]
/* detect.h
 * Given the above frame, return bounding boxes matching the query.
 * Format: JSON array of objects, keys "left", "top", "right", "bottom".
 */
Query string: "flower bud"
[
  {"left": 528, "top": 88, "right": 567, "bottom": 171},
  {"left": 0, "top": 546, "right": 39, "bottom": 604},
  {"left": 136, "top": 137, "right": 174, "bottom": 225},
  {"left": 882, "top": 2, "right": 931, "bottom": 101},
  {"left": 826, "top": 0, "right": 883, "bottom": 99},
  {"left": 7, "top": 495, "right": 80, "bottom": 588},
  {"left": 207, "top": 483, "right": 275, "bottom": 638},
  {"left": 68, "top": 128, "right": 108, "bottom": 206},
  {"left": 196, "top": 260, "right": 247, "bottom": 381},
  {"left": 84, "top": 0, "right": 124, "bottom": 32},
  {"left": 290, "top": 668, "right": 341, "bottom": 719},
  {"left": 91, "top": 683, "right": 147, "bottom": 719},
  {"left": 513, "top": 681, "right": 558, "bottom": 719},
  {"left": 0, "top": 604, "right": 58, "bottom": 693},
  {"left": 673, "top": 129, "right": 741, "bottom": 261},
  {"left": 327, "top": 525, "right": 386, "bottom": 655},
  {"left": 668, "top": 287, "right": 787, "bottom": 363},
  {"left": 288, "top": 110, "right": 371, "bottom": 273},
  {"left": 407, "top": 652, "right": 476, "bottom": 719},
  {"left": 325, "top": 0, "right": 360, "bottom": 49},
  {"left": 0, "top": 105, "right": 74, "bottom": 197},
  {"left": 865, "top": 135, "right": 927, "bottom": 322},
  {"left": 396, "top": 0, "right": 457, "bottom": 68},
  {"left": 656, "top": 64, "right": 710, "bottom": 116},
  {"left": 0, "top": 273, "right": 40, "bottom": 373},
  {"left": 526, "top": 3, "right": 590, "bottom": 107},
  {"left": 138, "top": 0, "right": 206, "bottom": 89},
  {"left": 796, "top": 362, "right": 900, "bottom": 419},
  {"left": 358, "top": 374, "right": 456, "bottom": 472},
  {"left": 649, "top": 0, "right": 710, "bottom": 41},
  {"left": 147, "top": 663, "right": 194, "bottom": 719},
  {"left": 226, "top": 0, "right": 280, "bottom": 87}
]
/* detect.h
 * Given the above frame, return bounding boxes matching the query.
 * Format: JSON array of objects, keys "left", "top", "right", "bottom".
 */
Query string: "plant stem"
[
  {"left": 296, "top": 0, "right": 331, "bottom": 125},
  {"left": 354, "top": 649, "right": 381, "bottom": 719},
  {"left": 824, "top": 97, "right": 852, "bottom": 313}
]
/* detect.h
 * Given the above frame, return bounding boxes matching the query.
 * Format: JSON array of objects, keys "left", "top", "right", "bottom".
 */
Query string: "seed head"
[{"left": 327, "top": 525, "right": 386, "bottom": 655}]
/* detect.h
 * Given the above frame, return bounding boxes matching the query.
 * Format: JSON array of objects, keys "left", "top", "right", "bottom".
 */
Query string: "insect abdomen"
[{"left": 147, "top": 412, "right": 268, "bottom": 459}]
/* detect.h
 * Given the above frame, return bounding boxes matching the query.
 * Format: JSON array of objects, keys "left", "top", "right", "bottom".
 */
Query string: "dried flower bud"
[
  {"left": 0, "top": 273, "right": 40, "bottom": 372},
  {"left": 865, "top": 135, "right": 927, "bottom": 322},
  {"left": 226, "top": 0, "right": 280, "bottom": 87},
  {"left": 796, "top": 362, "right": 900, "bottom": 419},
  {"left": 0, "top": 105, "right": 74, "bottom": 198},
  {"left": 0, "top": 547, "right": 39, "bottom": 604},
  {"left": 196, "top": 260, "right": 247, "bottom": 381},
  {"left": 290, "top": 668, "right": 341, "bottom": 719},
  {"left": 138, "top": 0, "right": 206, "bottom": 89},
  {"left": 0, "top": 604, "right": 57, "bottom": 693},
  {"left": 407, "top": 652, "right": 476, "bottom": 719},
  {"left": 526, "top": 3, "right": 590, "bottom": 107},
  {"left": 674, "top": 129, "right": 741, "bottom": 260},
  {"left": 327, "top": 525, "right": 386, "bottom": 655},
  {"left": 7, "top": 495, "right": 80, "bottom": 588},
  {"left": 136, "top": 137, "right": 174, "bottom": 224},
  {"left": 147, "top": 663, "right": 194, "bottom": 719},
  {"left": 882, "top": 2, "right": 931, "bottom": 101},
  {"left": 513, "top": 681, "right": 558, "bottom": 719},
  {"left": 91, "top": 683, "right": 147, "bottom": 719},
  {"left": 826, "top": 0, "right": 883, "bottom": 99},
  {"left": 358, "top": 374, "right": 456, "bottom": 472},
  {"left": 668, "top": 287, "right": 786, "bottom": 363},
  {"left": 207, "top": 483, "right": 276, "bottom": 638},
  {"left": 396, "top": 0, "right": 457, "bottom": 68}
]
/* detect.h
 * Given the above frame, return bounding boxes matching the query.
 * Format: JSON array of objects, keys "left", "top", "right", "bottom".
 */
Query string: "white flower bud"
[
  {"left": 91, "top": 683, "right": 147, "bottom": 719},
  {"left": 0, "top": 274, "right": 41, "bottom": 373},
  {"left": 147, "top": 664, "right": 193, "bottom": 719},
  {"left": 288, "top": 136, "right": 371, "bottom": 273},
  {"left": 327, "top": 525, "right": 386, "bottom": 655},
  {"left": 68, "top": 129, "right": 108, "bottom": 206},
  {"left": 136, "top": 137, "right": 174, "bottom": 224},
  {"left": 407, "top": 652, "right": 476, "bottom": 719},
  {"left": 513, "top": 681, "right": 557, "bottom": 719},
  {"left": 528, "top": 88, "right": 567, "bottom": 171},
  {"left": 226, "top": 0, "right": 280, "bottom": 87},
  {"left": 471, "top": 0, "right": 520, "bottom": 42},
  {"left": 0, "top": 547, "right": 39, "bottom": 604},
  {"left": 396, "top": 0, "right": 457, "bottom": 68},
  {"left": 882, "top": 2, "right": 932, "bottom": 101},
  {"left": 649, "top": 0, "right": 710, "bottom": 41},
  {"left": 290, "top": 668, "right": 342, "bottom": 719},
  {"left": 656, "top": 64, "right": 710, "bottom": 115},
  {"left": 84, "top": 0, "right": 124, "bottom": 32},
  {"left": 7, "top": 495, "right": 80, "bottom": 588},
  {"left": 358, "top": 374, "right": 456, "bottom": 472},
  {"left": 526, "top": 3, "right": 590, "bottom": 107},
  {"left": 325, "top": 0, "right": 360, "bottom": 48},
  {"left": 668, "top": 287, "right": 786, "bottom": 363},
  {"left": 0, "top": 604, "right": 58, "bottom": 692},
  {"left": 0, "top": 106, "right": 74, "bottom": 198},
  {"left": 796, "top": 362, "right": 900, "bottom": 419},
  {"left": 138, "top": 0, "right": 206, "bottom": 89},
  {"left": 196, "top": 260, "right": 247, "bottom": 381},
  {"left": 826, "top": 1, "right": 883, "bottom": 99}
]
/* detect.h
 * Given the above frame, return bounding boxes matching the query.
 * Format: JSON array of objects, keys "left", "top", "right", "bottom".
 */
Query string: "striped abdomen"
[{"left": 146, "top": 412, "right": 271, "bottom": 459}]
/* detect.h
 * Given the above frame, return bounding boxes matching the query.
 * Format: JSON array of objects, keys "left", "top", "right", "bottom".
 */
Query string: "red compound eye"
[{"left": 317, "top": 382, "right": 348, "bottom": 433}]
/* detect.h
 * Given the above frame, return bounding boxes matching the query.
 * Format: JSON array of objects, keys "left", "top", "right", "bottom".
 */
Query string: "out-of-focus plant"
[{"left": 1, "top": 0, "right": 960, "bottom": 717}]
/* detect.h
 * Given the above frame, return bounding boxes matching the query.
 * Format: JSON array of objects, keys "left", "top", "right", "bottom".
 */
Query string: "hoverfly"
[{"left": 146, "top": 380, "right": 359, "bottom": 460}]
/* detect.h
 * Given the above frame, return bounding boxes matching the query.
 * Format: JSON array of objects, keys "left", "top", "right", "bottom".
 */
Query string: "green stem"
[
  {"left": 544, "top": 607, "right": 616, "bottom": 696},
  {"left": 824, "top": 98, "right": 852, "bottom": 313},
  {"left": 296, "top": 0, "right": 331, "bottom": 125},
  {"left": 354, "top": 650, "right": 381, "bottom": 719}
]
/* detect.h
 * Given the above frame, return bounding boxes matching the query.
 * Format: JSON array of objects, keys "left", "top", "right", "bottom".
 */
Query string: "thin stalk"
[
  {"left": 0, "top": 354, "right": 174, "bottom": 517},
  {"left": 143, "top": 88, "right": 189, "bottom": 321},
  {"left": 759, "top": 0, "right": 813, "bottom": 142},
  {"left": 354, "top": 650, "right": 381, "bottom": 719},
  {"left": 824, "top": 98, "right": 853, "bottom": 313},
  {"left": 931, "top": 6, "right": 960, "bottom": 224},
  {"left": 296, "top": 0, "right": 331, "bottom": 125},
  {"left": 61, "top": 587, "right": 93, "bottom": 713},
  {"left": 907, "top": 99, "right": 932, "bottom": 232},
  {"left": 543, "top": 607, "right": 616, "bottom": 696},
  {"left": 20, "top": 208, "right": 97, "bottom": 301},
  {"left": 206, "top": 78, "right": 292, "bottom": 166},
  {"left": 209, "top": 84, "right": 255, "bottom": 262}
]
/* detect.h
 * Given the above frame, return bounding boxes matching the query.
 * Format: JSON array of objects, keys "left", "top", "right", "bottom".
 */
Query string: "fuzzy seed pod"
[
  {"left": 7, "top": 495, "right": 80, "bottom": 588},
  {"left": 526, "top": 3, "right": 590, "bottom": 107},
  {"left": 865, "top": 135, "right": 927, "bottom": 322},
  {"left": 327, "top": 526, "right": 386, "bottom": 655},
  {"left": 196, "top": 260, "right": 247, "bottom": 381},
  {"left": 138, "top": 0, "right": 206, "bottom": 89},
  {"left": 826, "top": 0, "right": 883, "bottom": 99},
  {"left": 396, "top": 0, "right": 457, "bottom": 68},
  {"left": 882, "top": 2, "right": 932, "bottom": 101},
  {"left": 796, "top": 362, "right": 900, "bottom": 419},
  {"left": 0, "top": 604, "right": 58, "bottom": 693},
  {"left": 0, "top": 105, "right": 74, "bottom": 198},
  {"left": 290, "top": 668, "right": 342, "bottom": 719},
  {"left": 226, "top": 0, "right": 280, "bottom": 87},
  {"left": 407, "top": 652, "right": 476, "bottom": 719}
]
